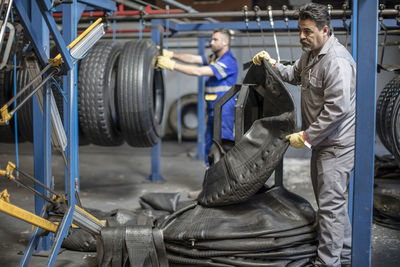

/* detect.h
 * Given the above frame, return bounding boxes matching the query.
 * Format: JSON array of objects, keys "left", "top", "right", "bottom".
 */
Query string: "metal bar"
[
  {"left": 148, "top": 26, "right": 165, "bottom": 182},
  {"left": 0, "top": 22, "right": 15, "bottom": 70},
  {"left": 352, "top": 0, "right": 378, "bottom": 266},
  {"left": 73, "top": 205, "right": 105, "bottom": 235},
  {"left": 31, "top": 0, "right": 52, "bottom": 252},
  {"left": 5, "top": 64, "right": 52, "bottom": 108},
  {"left": 19, "top": 208, "right": 47, "bottom": 267},
  {"left": 36, "top": 0, "right": 74, "bottom": 71},
  {"left": 75, "top": 9, "right": 400, "bottom": 21},
  {"left": 9, "top": 69, "right": 58, "bottom": 117},
  {"left": 348, "top": 0, "right": 358, "bottom": 225},
  {"left": 157, "top": 19, "right": 347, "bottom": 32},
  {"left": 10, "top": 0, "right": 47, "bottom": 65},
  {"left": 196, "top": 37, "right": 206, "bottom": 160},
  {"left": 16, "top": 167, "right": 60, "bottom": 197},
  {"left": 62, "top": 0, "right": 79, "bottom": 212},
  {"left": 0, "top": 199, "right": 58, "bottom": 232},
  {"left": 0, "top": 0, "right": 14, "bottom": 49},
  {"left": 46, "top": 205, "right": 74, "bottom": 267},
  {"left": 6, "top": 175, "right": 56, "bottom": 204}
]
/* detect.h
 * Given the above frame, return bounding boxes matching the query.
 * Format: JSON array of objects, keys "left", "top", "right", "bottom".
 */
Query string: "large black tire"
[
  {"left": 15, "top": 67, "right": 33, "bottom": 142},
  {"left": 116, "top": 40, "right": 165, "bottom": 147},
  {"left": 387, "top": 76, "right": 400, "bottom": 163},
  {"left": 0, "top": 70, "right": 15, "bottom": 143},
  {"left": 376, "top": 76, "right": 400, "bottom": 153},
  {"left": 168, "top": 93, "right": 199, "bottom": 141},
  {"left": 78, "top": 41, "right": 124, "bottom": 146}
]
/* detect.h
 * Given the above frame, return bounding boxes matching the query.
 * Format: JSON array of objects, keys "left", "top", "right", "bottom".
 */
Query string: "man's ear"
[{"left": 323, "top": 25, "right": 329, "bottom": 35}]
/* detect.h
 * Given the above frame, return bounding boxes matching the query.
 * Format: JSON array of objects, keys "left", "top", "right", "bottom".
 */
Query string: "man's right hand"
[
  {"left": 162, "top": 49, "right": 174, "bottom": 58},
  {"left": 157, "top": 55, "right": 176, "bottom": 71},
  {"left": 252, "top": 51, "right": 277, "bottom": 66}
]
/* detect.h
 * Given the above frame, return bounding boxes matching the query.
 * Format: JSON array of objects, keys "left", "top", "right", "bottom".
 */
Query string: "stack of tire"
[
  {"left": 78, "top": 39, "right": 164, "bottom": 147},
  {"left": 0, "top": 40, "right": 165, "bottom": 148},
  {"left": 376, "top": 75, "right": 400, "bottom": 163}
]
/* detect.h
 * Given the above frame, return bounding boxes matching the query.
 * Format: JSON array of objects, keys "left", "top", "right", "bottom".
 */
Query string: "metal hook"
[{"left": 253, "top": 5, "right": 265, "bottom": 49}]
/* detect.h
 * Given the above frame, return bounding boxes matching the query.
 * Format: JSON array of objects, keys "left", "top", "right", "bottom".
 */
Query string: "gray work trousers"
[{"left": 310, "top": 145, "right": 354, "bottom": 267}]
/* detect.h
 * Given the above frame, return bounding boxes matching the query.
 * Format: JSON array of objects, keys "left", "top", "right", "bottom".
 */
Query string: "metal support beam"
[
  {"left": 148, "top": 26, "right": 165, "bottom": 182},
  {"left": 196, "top": 37, "right": 206, "bottom": 161},
  {"left": 352, "top": 1, "right": 378, "bottom": 267}
]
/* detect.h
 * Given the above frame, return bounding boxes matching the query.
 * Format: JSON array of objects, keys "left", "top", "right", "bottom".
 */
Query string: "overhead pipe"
[
  {"left": 52, "top": 6, "right": 185, "bottom": 18},
  {"left": 71, "top": 9, "right": 400, "bottom": 22}
]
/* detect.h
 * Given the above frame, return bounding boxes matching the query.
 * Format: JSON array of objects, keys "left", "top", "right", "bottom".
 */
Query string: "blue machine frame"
[{"left": 12, "top": 1, "right": 115, "bottom": 266}]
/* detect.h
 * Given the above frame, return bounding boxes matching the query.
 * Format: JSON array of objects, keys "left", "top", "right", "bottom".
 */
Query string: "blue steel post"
[
  {"left": 62, "top": 0, "right": 78, "bottom": 211},
  {"left": 196, "top": 37, "right": 206, "bottom": 160},
  {"left": 31, "top": 0, "right": 52, "bottom": 252},
  {"left": 46, "top": 206, "right": 75, "bottom": 266},
  {"left": 148, "top": 25, "right": 165, "bottom": 182},
  {"left": 352, "top": 1, "right": 378, "bottom": 266},
  {"left": 348, "top": 0, "right": 359, "bottom": 224}
]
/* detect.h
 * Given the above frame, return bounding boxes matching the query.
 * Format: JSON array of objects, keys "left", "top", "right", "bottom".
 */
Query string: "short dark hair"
[
  {"left": 299, "top": 3, "right": 331, "bottom": 34},
  {"left": 213, "top": 28, "right": 232, "bottom": 41}
]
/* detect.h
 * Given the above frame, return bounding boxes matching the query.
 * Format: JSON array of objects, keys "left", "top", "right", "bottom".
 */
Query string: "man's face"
[
  {"left": 298, "top": 19, "right": 329, "bottom": 54},
  {"left": 210, "top": 32, "right": 227, "bottom": 53}
]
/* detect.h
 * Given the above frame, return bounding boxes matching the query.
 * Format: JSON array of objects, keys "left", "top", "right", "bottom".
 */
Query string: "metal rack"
[{"left": 9, "top": 1, "right": 115, "bottom": 266}]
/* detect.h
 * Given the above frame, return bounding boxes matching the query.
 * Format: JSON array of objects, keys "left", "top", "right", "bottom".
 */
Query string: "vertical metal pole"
[
  {"left": 196, "top": 37, "right": 206, "bottom": 160},
  {"left": 348, "top": 0, "right": 359, "bottom": 224},
  {"left": 62, "top": 0, "right": 78, "bottom": 208},
  {"left": 46, "top": 206, "right": 75, "bottom": 266},
  {"left": 352, "top": 1, "right": 378, "bottom": 266},
  {"left": 31, "top": 0, "right": 52, "bottom": 252},
  {"left": 148, "top": 25, "right": 165, "bottom": 182}
]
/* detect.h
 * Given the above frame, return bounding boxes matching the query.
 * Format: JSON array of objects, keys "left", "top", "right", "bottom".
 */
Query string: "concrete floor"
[{"left": 0, "top": 141, "right": 399, "bottom": 266}]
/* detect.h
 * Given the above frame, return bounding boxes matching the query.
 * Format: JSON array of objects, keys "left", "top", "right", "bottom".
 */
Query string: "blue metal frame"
[
  {"left": 352, "top": 1, "right": 378, "bottom": 266},
  {"left": 149, "top": 27, "right": 165, "bottom": 182},
  {"left": 196, "top": 37, "right": 206, "bottom": 160},
  {"left": 13, "top": 0, "right": 116, "bottom": 266}
]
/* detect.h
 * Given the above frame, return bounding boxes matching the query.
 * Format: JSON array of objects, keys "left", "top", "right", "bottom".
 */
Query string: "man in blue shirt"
[{"left": 157, "top": 28, "right": 238, "bottom": 166}]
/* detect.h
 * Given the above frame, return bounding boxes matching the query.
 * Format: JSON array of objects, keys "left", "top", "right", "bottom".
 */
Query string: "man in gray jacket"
[{"left": 253, "top": 3, "right": 355, "bottom": 267}]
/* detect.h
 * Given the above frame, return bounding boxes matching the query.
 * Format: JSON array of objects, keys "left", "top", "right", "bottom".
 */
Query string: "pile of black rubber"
[{"left": 157, "top": 187, "right": 317, "bottom": 267}]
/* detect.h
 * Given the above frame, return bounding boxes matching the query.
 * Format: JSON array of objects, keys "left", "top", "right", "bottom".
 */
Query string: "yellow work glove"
[
  {"left": 156, "top": 46, "right": 174, "bottom": 58},
  {"left": 285, "top": 131, "right": 307, "bottom": 149},
  {"left": 252, "top": 51, "right": 277, "bottom": 66},
  {"left": 157, "top": 55, "right": 176, "bottom": 71},
  {"left": 162, "top": 49, "right": 174, "bottom": 58}
]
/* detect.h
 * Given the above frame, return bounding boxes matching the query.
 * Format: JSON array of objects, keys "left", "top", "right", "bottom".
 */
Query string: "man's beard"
[
  {"left": 300, "top": 40, "right": 312, "bottom": 52},
  {"left": 211, "top": 46, "right": 221, "bottom": 54}
]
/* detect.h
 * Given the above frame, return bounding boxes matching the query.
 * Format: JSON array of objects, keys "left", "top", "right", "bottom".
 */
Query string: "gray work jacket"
[{"left": 275, "top": 36, "right": 356, "bottom": 148}]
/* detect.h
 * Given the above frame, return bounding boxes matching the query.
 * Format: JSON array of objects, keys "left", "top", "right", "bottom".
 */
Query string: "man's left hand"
[
  {"left": 157, "top": 55, "right": 176, "bottom": 71},
  {"left": 285, "top": 131, "right": 306, "bottom": 148}
]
